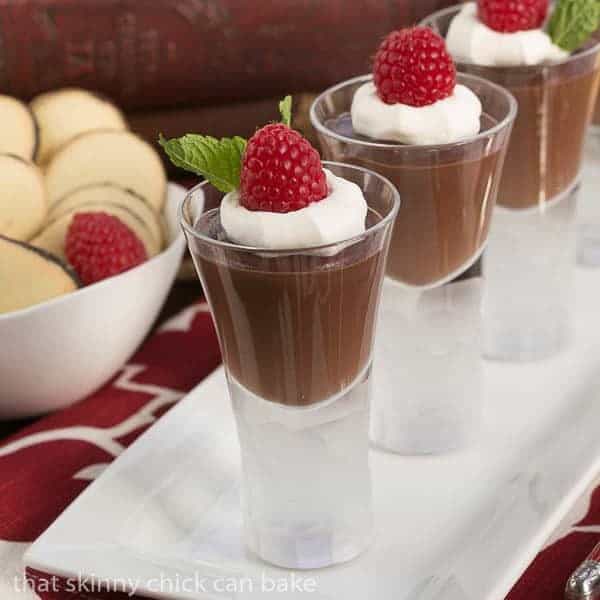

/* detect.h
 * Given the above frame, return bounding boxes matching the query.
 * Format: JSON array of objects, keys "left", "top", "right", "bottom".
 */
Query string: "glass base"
[
  {"left": 577, "top": 132, "right": 600, "bottom": 266},
  {"left": 483, "top": 317, "right": 569, "bottom": 361},
  {"left": 371, "top": 278, "right": 483, "bottom": 456},
  {"left": 483, "top": 193, "right": 576, "bottom": 363},
  {"left": 228, "top": 371, "right": 373, "bottom": 569},
  {"left": 577, "top": 224, "right": 600, "bottom": 267}
]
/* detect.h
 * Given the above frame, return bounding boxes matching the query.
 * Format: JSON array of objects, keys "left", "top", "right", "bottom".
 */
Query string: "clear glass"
[
  {"left": 578, "top": 98, "right": 600, "bottom": 266},
  {"left": 422, "top": 5, "right": 600, "bottom": 359},
  {"left": 180, "top": 162, "right": 399, "bottom": 569},
  {"left": 311, "top": 74, "right": 515, "bottom": 454}
]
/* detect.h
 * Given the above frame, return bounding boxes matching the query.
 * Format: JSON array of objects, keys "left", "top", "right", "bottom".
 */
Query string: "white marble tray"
[{"left": 24, "top": 259, "right": 600, "bottom": 600}]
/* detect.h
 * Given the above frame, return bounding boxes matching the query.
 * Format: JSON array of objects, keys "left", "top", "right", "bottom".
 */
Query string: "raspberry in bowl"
[
  {"left": 163, "top": 101, "right": 399, "bottom": 569},
  {"left": 66, "top": 212, "right": 148, "bottom": 285},
  {"left": 422, "top": 1, "right": 600, "bottom": 359},
  {"left": 311, "top": 27, "right": 517, "bottom": 455},
  {"left": 0, "top": 184, "right": 187, "bottom": 418}
]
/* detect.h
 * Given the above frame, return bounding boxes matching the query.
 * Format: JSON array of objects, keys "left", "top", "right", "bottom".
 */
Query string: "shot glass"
[
  {"left": 311, "top": 73, "right": 515, "bottom": 454},
  {"left": 422, "top": 6, "right": 600, "bottom": 359},
  {"left": 594, "top": 98, "right": 600, "bottom": 133},
  {"left": 180, "top": 162, "right": 398, "bottom": 569},
  {"left": 578, "top": 97, "right": 600, "bottom": 266}
]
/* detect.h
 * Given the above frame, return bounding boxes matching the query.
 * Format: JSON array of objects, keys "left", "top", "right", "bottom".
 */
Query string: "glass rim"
[
  {"left": 420, "top": 4, "right": 600, "bottom": 71},
  {"left": 309, "top": 72, "right": 518, "bottom": 151},
  {"left": 179, "top": 160, "right": 401, "bottom": 255}
]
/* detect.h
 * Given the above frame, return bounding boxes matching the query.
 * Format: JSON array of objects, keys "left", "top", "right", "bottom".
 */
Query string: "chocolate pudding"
[
  {"left": 462, "top": 59, "right": 600, "bottom": 209},
  {"left": 191, "top": 209, "right": 387, "bottom": 407},
  {"left": 383, "top": 154, "right": 501, "bottom": 285},
  {"left": 594, "top": 97, "right": 600, "bottom": 126},
  {"left": 318, "top": 111, "right": 503, "bottom": 287}
]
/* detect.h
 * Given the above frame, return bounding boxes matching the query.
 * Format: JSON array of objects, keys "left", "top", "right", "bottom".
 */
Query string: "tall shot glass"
[
  {"left": 311, "top": 74, "right": 516, "bottom": 454},
  {"left": 422, "top": 6, "right": 600, "bottom": 359},
  {"left": 180, "top": 162, "right": 398, "bottom": 569}
]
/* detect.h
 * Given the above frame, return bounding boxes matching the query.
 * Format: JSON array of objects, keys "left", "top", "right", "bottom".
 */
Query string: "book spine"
[
  {"left": 0, "top": 0, "right": 455, "bottom": 111},
  {"left": 127, "top": 93, "right": 318, "bottom": 175}
]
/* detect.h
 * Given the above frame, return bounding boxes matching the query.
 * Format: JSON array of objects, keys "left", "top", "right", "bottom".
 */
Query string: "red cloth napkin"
[{"left": 0, "top": 300, "right": 598, "bottom": 599}]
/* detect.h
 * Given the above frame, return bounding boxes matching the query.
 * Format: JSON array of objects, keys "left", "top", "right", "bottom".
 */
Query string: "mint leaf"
[
  {"left": 548, "top": 0, "right": 600, "bottom": 53},
  {"left": 279, "top": 95, "right": 292, "bottom": 127},
  {"left": 159, "top": 133, "right": 246, "bottom": 193}
]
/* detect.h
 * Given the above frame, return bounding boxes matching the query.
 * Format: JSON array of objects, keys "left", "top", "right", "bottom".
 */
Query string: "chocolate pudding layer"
[
  {"left": 594, "top": 97, "right": 600, "bottom": 126},
  {"left": 191, "top": 209, "right": 387, "bottom": 407},
  {"left": 462, "top": 62, "right": 600, "bottom": 209},
  {"left": 319, "top": 112, "right": 503, "bottom": 287},
  {"left": 384, "top": 154, "right": 500, "bottom": 285}
]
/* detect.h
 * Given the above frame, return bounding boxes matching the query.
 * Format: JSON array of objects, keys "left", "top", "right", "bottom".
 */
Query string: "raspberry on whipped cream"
[
  {"left": 351, "top": 27, "right": 482, "bottom": 145},
  {"left": 446, "top": 2, "right": 568, "bottom": 67},
  {"left": 478, "top": 0, "right": 547, "bottom": 33},
  {"left": 221, "top": 169, "right": 367, "bottom": 249},
  {"left": 160, "top": 103, "right": 369, "bottom": 250},
  {"left": 217, "top": 120, "right": 368, "bottom": 249},
  {"left": 240, "top": 123, "right": 328, "bottom": 213}
]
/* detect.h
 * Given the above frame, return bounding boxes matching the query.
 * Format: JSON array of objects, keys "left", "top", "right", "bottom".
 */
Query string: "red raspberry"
[
  {"left": 373, "top": 27, "right": 456, "bottom": 107},
  {"left": 240, "top": 123, "right": 328, "bottom": 212},
  {"left": 65, "top": 212, "right": 147, "bottom": 285},
  {"left": 478, "top": 0, "right": 548, "bottom": 33}
]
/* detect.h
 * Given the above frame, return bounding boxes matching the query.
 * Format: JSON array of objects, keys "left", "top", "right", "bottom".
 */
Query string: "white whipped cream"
[
  {"left": 446, "top": 2, "right": 569, "bottom": 67},
  {"left": 351, "top": 81, "right": 482, "bottom": 144},
  {"left": 220, "top": 169, "right": 367, "bottom": 249}
]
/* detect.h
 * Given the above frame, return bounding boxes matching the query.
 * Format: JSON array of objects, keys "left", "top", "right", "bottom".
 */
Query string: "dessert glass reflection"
[
  {"left": 311, "top": 73, "right": 516, "bottom": 454},
  {"left": 594, "top": 97, "right": 600, "bottom": 131},
  {"left": 422, "top": 5, "right": 600, "bottom": 359},
  {"left": 180, "top": 161, "right": 398, "bottom": 568},
  {"left": 578, "top": 96, "right": 600, "bottom": 266}
]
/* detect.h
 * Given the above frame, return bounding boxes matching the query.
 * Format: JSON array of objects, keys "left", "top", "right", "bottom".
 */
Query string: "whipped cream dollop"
[
  {"left": 351, "top": 81, "right": 482, "bottom": 145},
  {"left": 446, "top": 3, "right": 569, "bottom": 67},
  {"left": 220, "top": 169, "right": 367, "bottom": 249}
]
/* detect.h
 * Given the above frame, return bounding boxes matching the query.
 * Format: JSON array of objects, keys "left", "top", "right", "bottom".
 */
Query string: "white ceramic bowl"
[{"left": 0, "top": 182, "right": 193, "bottom": 419}]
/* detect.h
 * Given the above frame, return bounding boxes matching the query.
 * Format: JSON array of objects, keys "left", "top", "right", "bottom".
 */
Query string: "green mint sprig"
[
  {"left": 279, "top": 95, "right": 292, "bottom": 127},
  {"left": 159, "top": 95, "right": 293, "bottom": 192},
  {"left": 548, "top": 0, "right": 600, "bottom": 53},
  {"left": 159, "top": 133, "right": 246, "bottom": 193}
]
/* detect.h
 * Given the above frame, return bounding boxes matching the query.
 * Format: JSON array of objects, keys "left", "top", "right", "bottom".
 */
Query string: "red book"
[
  {"left": 0, "top": 0, "right": 457, "bottom": 111},
  {"left": 127, "top": 92, "right": 318, "bottom": 150}
]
